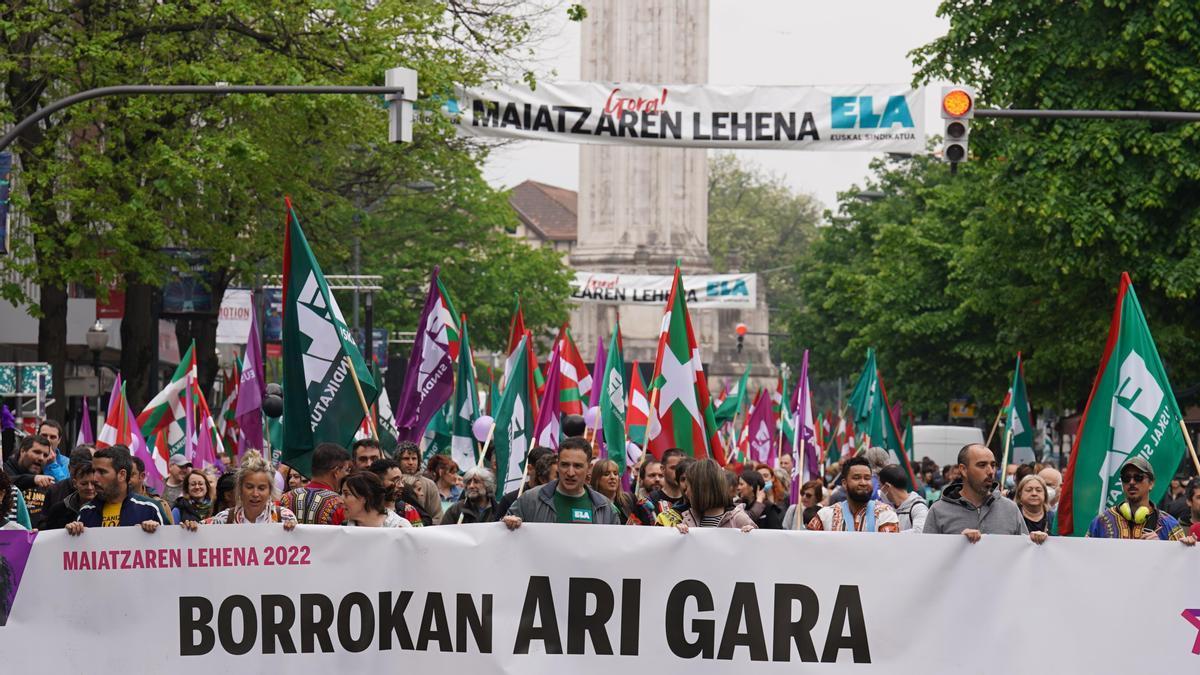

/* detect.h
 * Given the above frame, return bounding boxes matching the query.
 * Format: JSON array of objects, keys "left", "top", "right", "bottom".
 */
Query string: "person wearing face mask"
[
  {"left": 1037, "top": 466, "right": 1062, "bottom": 515},
  {"left": 877, "top": 465, "right": 928, "bottom": 533}
]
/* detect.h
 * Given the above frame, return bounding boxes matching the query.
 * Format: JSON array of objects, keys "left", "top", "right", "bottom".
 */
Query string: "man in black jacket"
[
  {"left": 2, "top": 434, "right": 55, "bottom": 527},
  {"left": 441, "top": 467, "right": 499, "bottom": 524}
]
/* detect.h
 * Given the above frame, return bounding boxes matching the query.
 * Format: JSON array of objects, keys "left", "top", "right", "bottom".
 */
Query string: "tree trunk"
[
  {"left": 37, "top": 283, "right": 68, "bottom": 422},
  {"left": 120, "top": 279, "right": 158, "bottom": 411}
]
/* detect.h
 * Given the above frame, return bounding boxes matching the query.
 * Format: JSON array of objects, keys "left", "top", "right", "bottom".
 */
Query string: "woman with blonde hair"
[{"left": 181, "top": 451, "right": 296, "bottom": 529}]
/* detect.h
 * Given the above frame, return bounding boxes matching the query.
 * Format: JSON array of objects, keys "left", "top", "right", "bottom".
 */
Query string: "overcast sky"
[{"left": 483, "top": 0, "right": 951, "bottom": 214}]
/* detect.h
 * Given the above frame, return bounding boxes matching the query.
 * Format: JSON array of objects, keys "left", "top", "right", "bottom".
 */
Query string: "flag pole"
[
  {"left": 998, "top": 425, "right": 1013, "bottom": 492},
  {"left": 1179, "top": 419, "right": 1200, "bottom": 475},
  {"left": 344, "top": 356, "right": 378, "bottom": 438},
  {"left": 984, "top": 406, "right": 1004, "bottom": 447}
]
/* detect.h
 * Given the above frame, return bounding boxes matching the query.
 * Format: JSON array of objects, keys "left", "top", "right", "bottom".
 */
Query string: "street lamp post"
[{"left": 86, "top": 320, "right": 109, "bottom": 430}]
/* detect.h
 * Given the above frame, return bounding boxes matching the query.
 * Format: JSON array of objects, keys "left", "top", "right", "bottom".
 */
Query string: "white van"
[{"left": 911, "top": 425, "right": 986, "bottom": 468}]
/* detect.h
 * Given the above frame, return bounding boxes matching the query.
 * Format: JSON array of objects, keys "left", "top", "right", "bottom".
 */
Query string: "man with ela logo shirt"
[{"left": 503, "top": 437, "right": 620, "bottom": 528}]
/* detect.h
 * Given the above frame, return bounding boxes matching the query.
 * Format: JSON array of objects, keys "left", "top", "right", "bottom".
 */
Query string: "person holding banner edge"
[
  {"left": 66, "top": 445, "right": 164, "bottom": 535},
  {"left": 503, "top": 438, "right": 620, "bottom": 528},
  {"left": 1085, "top": 456, "right": 1195, "bottom": 544},
  {"left": 922, "top": 444, "right": 1047, "bottom": 544}
]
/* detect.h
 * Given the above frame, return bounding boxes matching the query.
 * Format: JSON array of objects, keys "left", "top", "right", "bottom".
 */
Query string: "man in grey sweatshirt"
[{"left": 923, "top": 444, "right": 1048, "bottom": 544}]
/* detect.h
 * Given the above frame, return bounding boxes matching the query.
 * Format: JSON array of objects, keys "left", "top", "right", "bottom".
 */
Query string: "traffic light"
[
  {"left": 940, "top": 86, "right": 975, "bottom": 169},
  {"left": 735, "top": 323, "right": 747, "bottom": 353}
]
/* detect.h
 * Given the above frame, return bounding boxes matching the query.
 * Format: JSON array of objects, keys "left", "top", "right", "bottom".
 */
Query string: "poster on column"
[
  {"left": 440, "top": 82, "right": 924, "bottom": 152},
  {"left": 0, "top": 526, "right": 1197, "bottom": 672}
]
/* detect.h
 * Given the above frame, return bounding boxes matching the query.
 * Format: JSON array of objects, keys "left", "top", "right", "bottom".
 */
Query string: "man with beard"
[
  {"left": 637, "top": 459, "right": 664, "bottom": 499},
  {"left": 923, "top": 444, "right": 1045, "bottom": 543},
  {"left": 441, "top": 467, "right": 498, "bottom": 524},
  {"left": 66, "top": 445, "right": 164, "bottom": 534},
  {"left": 806, "top": 456, "right": 899, "bottom": 532},
  {"left": 3, "top": 435, "right": 55, "bottom": 528}
]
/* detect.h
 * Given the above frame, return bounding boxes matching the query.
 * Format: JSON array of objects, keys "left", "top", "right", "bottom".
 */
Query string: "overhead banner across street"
[
  {"left": 2, "top": 526, "right": 1198, "bottom": 671},
  {"left": 572, "top": 271, "right": 757, "bottom": 308},
  {"left": 441, "top": 82, "right": 924, "bottom": 151}
]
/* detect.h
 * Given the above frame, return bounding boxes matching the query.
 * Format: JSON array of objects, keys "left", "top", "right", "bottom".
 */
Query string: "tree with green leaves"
[
  {"left": 707, "top": 153, "right": 821, "bottom": 349},
  {"left": 1, "top": 1, "right": 575, "bottom": 412},
  {"left": 787, "top": 2, "right": 1200, "bottom": 420}
]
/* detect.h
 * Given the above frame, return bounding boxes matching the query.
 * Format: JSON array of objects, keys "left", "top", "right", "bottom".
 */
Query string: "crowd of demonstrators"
[{"left": 3, "top": 414, "right": 1195, "bottom": 552}]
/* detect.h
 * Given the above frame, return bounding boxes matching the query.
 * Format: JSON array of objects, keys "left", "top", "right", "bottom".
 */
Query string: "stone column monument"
[{"left": 570, "top": 0, "right": 773, "bottom": 392}]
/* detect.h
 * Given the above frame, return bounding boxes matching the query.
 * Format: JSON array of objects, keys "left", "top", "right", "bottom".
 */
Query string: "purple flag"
[
  {"left": 533, "top": 343, "right": 564, "bottom": 449},
  {"left": 790, "top": 350, "right": 820, "bottom": 502},
  {"left": 0, "top": 529, "right": 37, "bottom": 626},
  {"left": 588, "top": 336, "right": 607, "bottom": 409},
  {"left": 746, "top": 388, "right": 776, "bottom": 465},
  {"left": 236, "top": 310, "right": 265, "bottom": 454},
  {"left": 75, "top": 398, "right": 94, "bottom": 447},
  {"left": 588, "top": 335, "right": 607, "bottom": 451},
  {"left": 395, "top": 268, "right": 456, "bottom": 442}
]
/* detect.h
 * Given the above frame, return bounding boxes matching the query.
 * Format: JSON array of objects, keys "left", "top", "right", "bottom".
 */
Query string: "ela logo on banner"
[{"left": 830, "top": 96, "right": 914, "bottom": 129}]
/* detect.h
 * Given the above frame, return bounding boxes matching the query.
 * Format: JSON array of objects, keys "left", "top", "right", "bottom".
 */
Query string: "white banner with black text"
[
  {"left": 1, "top": 525, "right": 1198, "bottom": 672},
  {"left": 440, "top": 82, "right": 924, "bottom": 151},
  {"left": 571, "top": 271, "right": 757, "bottom": 308}
]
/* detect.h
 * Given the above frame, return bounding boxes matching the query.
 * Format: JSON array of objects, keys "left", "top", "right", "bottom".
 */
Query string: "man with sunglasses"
[{"left": 1086, "top": 457, "right": 1196, "bottom": 544}]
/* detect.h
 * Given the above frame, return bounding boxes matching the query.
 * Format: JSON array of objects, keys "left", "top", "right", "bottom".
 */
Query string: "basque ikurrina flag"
[
  {"left": 555, "top": 324, "right": 592, "bottom": 415},
  {"left": 646, "top": 268, "right": 725, "bottom": 464},
  {"left": 1059, "top": 273, "right": 1188, "bottom": 537},
  {"left": 280, "top": 199, "right": 378, "bottom": 477},
  {"left": 137, "top": 341, "right": 197, "bottom": 458},
  {"left": 626, "top": 361, "right": 650, "bottom": 445}
]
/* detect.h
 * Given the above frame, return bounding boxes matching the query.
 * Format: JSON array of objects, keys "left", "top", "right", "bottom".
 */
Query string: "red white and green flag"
[
  {"left": 555, "top": 324, "right": 592, "bottom": 415},
  {"left": 98, "top": 376, "right": 164, "bottom": 492},
  {"left": 714, "top": 363, "right": 751, "bottom": 427},
  {"left": 137, "top": 341, "right": 197, "bottom": 459},
  {"left": 280, "top": 198, "right": 378, "bottom": 477},
  {"left": 502, "top": 297, "right": 540, "bottom": 420},
  {"left": 1059, "top": 273, "right": 1188, "bottom": 537},
  {"left": 216, "top": 359, "right": 241, "bottom": 458},
  {"left": 626, "top": 361, "right": 650, "bottom": 446},
  {"left": 646, "top": 268, "right": 726, "bottom": 464}
]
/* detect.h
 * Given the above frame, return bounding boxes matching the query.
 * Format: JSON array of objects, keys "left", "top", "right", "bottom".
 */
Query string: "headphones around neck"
[{"left": 1118, "top": 502, "right": 1151, "bottom": 525}]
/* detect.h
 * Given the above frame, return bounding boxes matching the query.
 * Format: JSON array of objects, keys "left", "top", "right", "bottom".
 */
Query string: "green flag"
[
  {"left": 493, "top": 335, "right": 536, "bottom": 499},
  {"left": 714, "top": 363, "right": 751, "bottom": 427},
  {"left": 371, "top": 361, "right": 399, "bottom": 455},
  {"left": 280, "top": 199, "right": 378, "bottom": 476},
  {"left": 1003, "top": 353, "right": 1034, "bottom": 467},
  {"left": 423, "top": 403, "right": 453, "bottom": 463},
  {"left": 450, "top": 314, "right": 481, "bottom": 471},
  {"left": 903, "top": 414, "right": 914, "bottom": 462},
  {"left": 848, "top": 348, "right": 879, "bottom": 425},
  {"left": 1059, "top": 273, "right": 1187, "bottom": 536},
  {"left": 599, "top": 321, "right": 627, "bottom": 473}
]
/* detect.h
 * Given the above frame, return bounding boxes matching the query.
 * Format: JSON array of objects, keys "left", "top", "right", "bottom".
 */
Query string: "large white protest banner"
[
  {"left": 441, "top": 82, "right": 924, "bottom": 152},
  {"left": 1, "top": 525, "right": 1197, "bottom": 672},
  {"left": 572, "top": 271, "right": 757, "bottom": 309}
]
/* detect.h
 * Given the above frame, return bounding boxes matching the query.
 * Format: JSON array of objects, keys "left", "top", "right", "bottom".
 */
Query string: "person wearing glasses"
[{"left": 1086, "top": 457, "right": 1196, "bottom": 544}]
